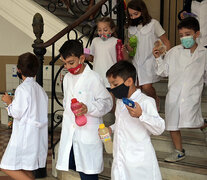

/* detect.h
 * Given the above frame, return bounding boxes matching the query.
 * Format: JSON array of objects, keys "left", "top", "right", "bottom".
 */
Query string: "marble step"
[
  {"left": 153, "top": 78, "right": 207, "bottom": 97},
  {"left": 157, "top": 151, "right": 207, "bottom": 180},
  {"left": 151, "top": 130, "right": 207, "bottom": 158},
  {"left": 53, "top": 139, "right": 207, "bottom": 180},
  {"left": 158, "top": 93, "right": 207, "bottom": 114},
  {"left": 100, "top": 151, "right": 207, "bottom": 180},
  {"left": 159, "top": 112, "right": 207, "bottom": 131}
]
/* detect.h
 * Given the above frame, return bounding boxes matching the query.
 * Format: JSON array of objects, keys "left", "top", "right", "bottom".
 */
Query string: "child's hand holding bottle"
[
  {"left": 128, "top": 35, "right": 138, "bottom": 57},
  {"left": 1, "top": 93, "right": 13, "bottom": 106},
  {"left": 153, "top": 47, "right": 161, "bottom": 59},
  {"left": 71, "top": 98, "right": 88, "bottom": 126}
]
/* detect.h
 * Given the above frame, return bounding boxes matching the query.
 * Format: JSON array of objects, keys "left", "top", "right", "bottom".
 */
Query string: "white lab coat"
[
  {"left": 155, "top": 44, "right": 207, "bottom": 130},
  {"left": 90, "top": 37, "right": 118, "bottom": 88},
  {"left": 111, "top": 89, "right": 165, "bottom": 180},
  {"left": 191, "top": 0, "right": 207, "bottom": 47},
  {"left": 128, "top": 19, "right": 164, "bottom": 85},
  {"left": 56, "top": 65, "right": 113, "bottom": 174},
  {"left": 0, "top": 77, "right": 48, "bottom": 170}
]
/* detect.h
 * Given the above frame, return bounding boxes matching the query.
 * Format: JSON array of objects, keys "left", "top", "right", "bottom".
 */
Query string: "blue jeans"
[{"left": 69, "top": 146, "right": 99, "bottom": 180}]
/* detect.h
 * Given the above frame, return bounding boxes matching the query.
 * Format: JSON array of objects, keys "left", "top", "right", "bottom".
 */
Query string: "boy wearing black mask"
[{"left": 106, "top": 61, "right": 165, "bottom": 180}]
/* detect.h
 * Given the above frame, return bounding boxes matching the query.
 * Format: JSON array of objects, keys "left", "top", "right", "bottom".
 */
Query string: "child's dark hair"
[
  {"left": 17, "top": 52, "right": 39, "bottom": 77},
  {"left": 127, "top": 0, "right": 152, "bottom": 27},
  {"left": 97, "top": 17, "right": 117, "bottom": 37},
  {"left": 59, "top": 40, "right": 83, "bottom": 59},
  {"left": 178, "top": 17, "right": 200, "bottom": 32},
  {"left": 106, "top": 61, "right": 137, "bottom": 83}
]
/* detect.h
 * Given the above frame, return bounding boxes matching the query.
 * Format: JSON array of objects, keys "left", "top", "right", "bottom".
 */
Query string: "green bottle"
[{"left": 129, "top": 35, "right": 138, "bottom": 57}]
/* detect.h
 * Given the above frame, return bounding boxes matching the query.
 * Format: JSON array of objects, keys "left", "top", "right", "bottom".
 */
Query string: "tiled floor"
[{"left": 0, "top": 124, "right": 58, "bottom": 180}]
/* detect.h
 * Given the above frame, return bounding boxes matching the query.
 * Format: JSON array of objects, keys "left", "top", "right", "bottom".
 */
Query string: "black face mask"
[
  {"left": 109, "top": 83, "right": 129, "bottom": 99},
  {"left": 17, "top": 71, "right": 23, "bottom": 80},
  {"left": 131, "top": 16, "right": 143, "bottom": 26}
]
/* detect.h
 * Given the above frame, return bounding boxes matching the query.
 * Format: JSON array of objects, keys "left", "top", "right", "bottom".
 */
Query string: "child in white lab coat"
[
  {"left": 125, "top": 0, "right": 171, "bottom": 109},
  {"left": 106, "top": 61, "right": 165, "bottom": 180},
  {"left": 88, "top": 17, "right": 118, "bottom": 88},
  {"left": 153, "top": 17, "right": 207, "bottom": 162},
  {"left": 56, "top": 40, "right": 113, "bottom": 180},
  {"left": 0, "top": 52, "right": 48, "bottom": 180}
]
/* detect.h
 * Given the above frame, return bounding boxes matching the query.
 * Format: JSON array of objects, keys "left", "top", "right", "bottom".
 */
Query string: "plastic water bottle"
[
  {"left": 129, "top": 35, "right": 137, "bottom": 57},
  {"left": 99, "top": 124, "right": 113, "bottom": 154},
  {"left": 116, "top": 39, "right": 124, "bottom": 61},
  {"left": 71, "top": 98, "right": 87, "bottom": 126}
]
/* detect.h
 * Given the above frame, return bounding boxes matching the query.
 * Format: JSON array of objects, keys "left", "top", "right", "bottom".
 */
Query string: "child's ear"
[
  {"left": 111, "top": 27, "right": 115, "bottom": 34},
  {"left": 195, "top": 31, "right": 200, "bottom": 38},
  {"left": 125, "top": 77, "right": 133, "bottom": 86},
  {"left": 80, "top": 55, "right": 85, "bottom": 63}
]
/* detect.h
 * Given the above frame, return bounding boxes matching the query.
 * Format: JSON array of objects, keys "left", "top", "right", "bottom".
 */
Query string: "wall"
[
  {"left": 0, "top": 56, "right": 56, "bottom": 93},
  {"left": 145, "top": 0, "right": 161, "bottom": 21},
  {"left": 163, "top": 0, "right": 184, "bottom": 45}
]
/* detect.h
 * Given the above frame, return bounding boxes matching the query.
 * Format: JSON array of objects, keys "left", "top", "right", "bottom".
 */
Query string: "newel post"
[
  {"left": 32, "top": 13, "right": 46, "bottom": 87},
  {"left": 32, "top": 13, "right": 47, "bottom": 178}
]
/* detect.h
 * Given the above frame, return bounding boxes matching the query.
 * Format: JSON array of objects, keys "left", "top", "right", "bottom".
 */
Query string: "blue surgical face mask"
[{"left": 180, "top": 36, "right": 195, "bottom": 49}]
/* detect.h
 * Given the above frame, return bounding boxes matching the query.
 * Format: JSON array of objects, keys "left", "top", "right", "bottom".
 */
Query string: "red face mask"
[{"left": 68, "top": 63, "right": 82, "bottom": 74}]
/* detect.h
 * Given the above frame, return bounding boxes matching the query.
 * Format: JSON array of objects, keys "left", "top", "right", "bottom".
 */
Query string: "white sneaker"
[{"left": 164, "top": 149, "right": 185, "bottom": 162}]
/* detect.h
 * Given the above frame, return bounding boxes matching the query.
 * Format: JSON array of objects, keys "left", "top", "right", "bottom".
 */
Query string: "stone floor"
[{"left": 0, "top": 124, "right": 58, "bottom": 180}]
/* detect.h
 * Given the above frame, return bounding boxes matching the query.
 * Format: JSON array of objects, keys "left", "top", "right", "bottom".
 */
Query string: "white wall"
[
  {"left": 0, "top": 0, "right": 88, "bottom": 56},
  {"left": 0, "top": 15, "right": 36, "bottom": 56}
]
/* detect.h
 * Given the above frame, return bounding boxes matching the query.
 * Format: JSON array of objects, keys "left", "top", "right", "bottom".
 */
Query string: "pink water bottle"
[
  {"left": 71, "top": 98, "right": 87, "bottom": 126},
  {"left": 116, "top": 39, "right": 124, "bottom": 62}
]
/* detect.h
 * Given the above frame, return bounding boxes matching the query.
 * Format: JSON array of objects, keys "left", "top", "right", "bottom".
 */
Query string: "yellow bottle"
[{"left": 99, "top": 124, "right": 113, "bottom": 154}]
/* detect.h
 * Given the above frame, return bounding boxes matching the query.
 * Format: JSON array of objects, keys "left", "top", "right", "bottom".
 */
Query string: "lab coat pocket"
[
  {"left": 125, "top": 143, "right": 145, "bottom": 166},
  {"left": 81, "top": 124, "right": 100, "bottom": 144}
]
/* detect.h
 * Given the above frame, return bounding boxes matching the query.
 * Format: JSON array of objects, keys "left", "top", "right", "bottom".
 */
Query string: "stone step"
[
  {"left": 158, "top": 94, "right": 207, "bottom": 114},
  {"left": 57, "top": 170, "right": 111, "bottom": 180},
  {"left": 99, "top": 151, "right": 207, "bottom": 180},
  {"left": 157, "top": 151, "right": 207, "bottom": 180},
  {"left": 153, "top": 78, "right": 207, "bottom": 97},
  {"left": 53, "top": 138, "right": 207, "bottom": 180},
  {"left": 151, "top": 130, "right": 207, "bottom": 158},
  {"left": 159, "top": 113, "right": 207, "bottom": 131}
]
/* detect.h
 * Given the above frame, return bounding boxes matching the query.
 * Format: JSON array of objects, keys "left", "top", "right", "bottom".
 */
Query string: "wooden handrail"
[{"left": 35, "top": 0, "right": 108, "bottom": 48}]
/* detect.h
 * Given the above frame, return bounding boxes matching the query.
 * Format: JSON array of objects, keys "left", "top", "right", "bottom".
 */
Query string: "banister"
[{"left": 34, "top": 0, "right": 108, "bottom": 49}]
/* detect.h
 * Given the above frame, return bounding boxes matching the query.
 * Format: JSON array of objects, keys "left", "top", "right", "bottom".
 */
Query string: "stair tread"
[
  {"left": 101, "top": 151, "right": 207, "bottom": 175},
  {"left": 157, "top": 151, "right": 207, "bottom": 175},
  {"left": 159, "top": 111, "right": 207, "bottom": 119},
  {"left": 152, "top": 130, "right": 206, "bottom": 146}
]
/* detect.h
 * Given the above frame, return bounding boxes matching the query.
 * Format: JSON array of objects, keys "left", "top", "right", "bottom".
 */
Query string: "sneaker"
[{"left": 164, "top": 149, "right": 185, "bottom": 162}]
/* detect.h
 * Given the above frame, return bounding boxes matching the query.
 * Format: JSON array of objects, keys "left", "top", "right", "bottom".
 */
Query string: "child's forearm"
[
  {"left": 160, "top": 33, "right": 171, "bottom": 51},
  {"left": 86, "top": 55, "right": 94, "bottom": 62}
]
